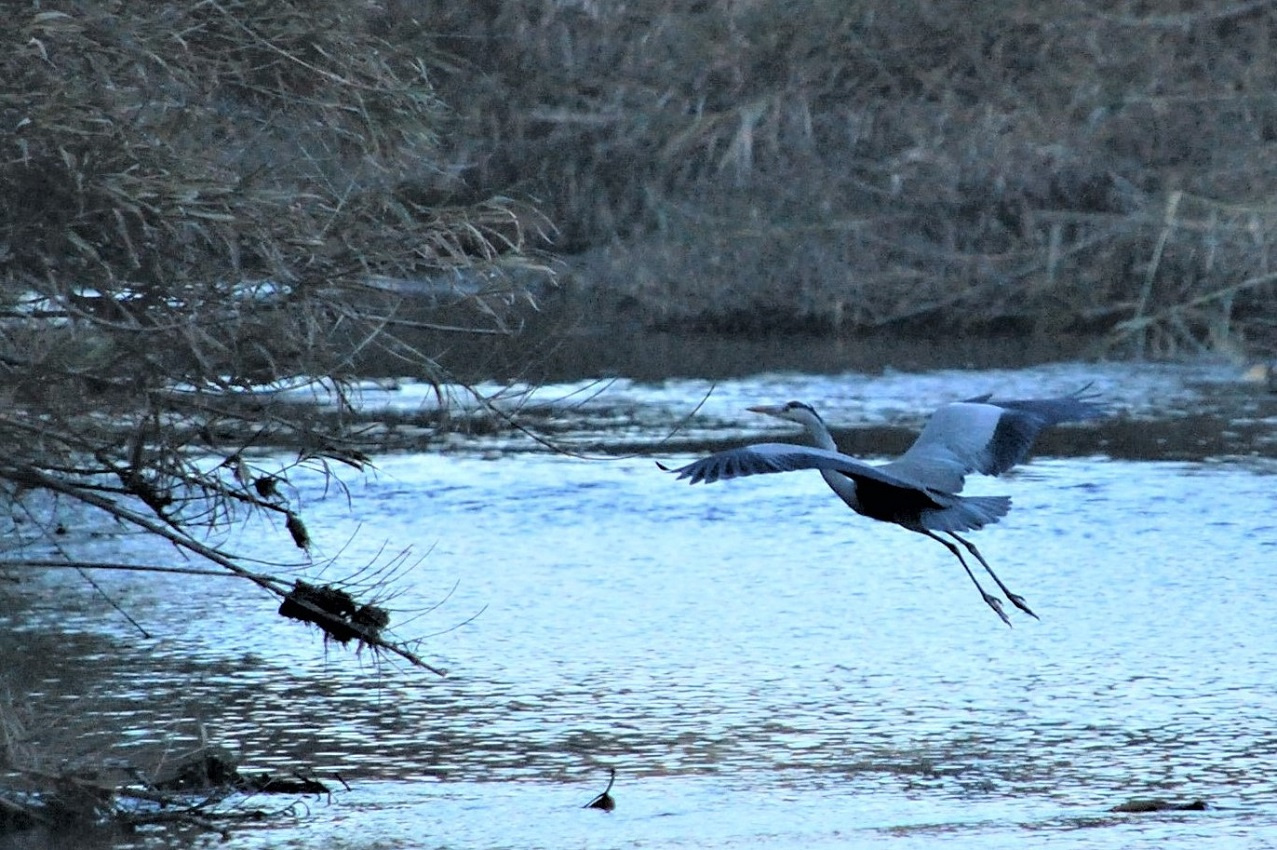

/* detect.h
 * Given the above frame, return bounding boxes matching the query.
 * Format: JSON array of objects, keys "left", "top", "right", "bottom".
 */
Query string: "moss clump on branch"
[{"left": 278, "top": 579, "right": 392, "bottom": 648}]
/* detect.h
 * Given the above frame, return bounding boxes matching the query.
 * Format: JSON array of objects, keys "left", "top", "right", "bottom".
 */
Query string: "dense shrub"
[{"left": 1, "top": 0, "right": 551, "bottom": 392}]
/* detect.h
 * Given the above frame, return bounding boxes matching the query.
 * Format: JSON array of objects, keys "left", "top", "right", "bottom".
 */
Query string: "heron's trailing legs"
[
  {"left": 920, "top": 530, "right": 1039, "bottom": 623},
  {"left": 947, "top": 532, "right": 1039, "bottom": 620},
  {"left": 921, "top": 530, "right": 1010, "bottom": 625}
]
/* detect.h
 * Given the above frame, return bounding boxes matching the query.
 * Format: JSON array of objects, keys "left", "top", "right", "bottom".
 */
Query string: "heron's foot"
[
  {"left": 981, "top": 592, "right": 1011, "bottom": 627},
  {"left": 1006, "top": 592, "right": 1040, "bottom": 620}
]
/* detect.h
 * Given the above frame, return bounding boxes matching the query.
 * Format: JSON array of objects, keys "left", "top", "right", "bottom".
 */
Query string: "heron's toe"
[
  {"left": 1007, "top": 593, "right": 1040, "bottom": 620},
  {"left": 982, "top": 593, "right": 1011, "bottom": 627}
]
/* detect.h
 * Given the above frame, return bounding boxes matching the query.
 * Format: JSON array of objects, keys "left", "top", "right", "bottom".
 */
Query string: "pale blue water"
[{"left": 2, "top": 360, "right": 1276, "bottom": 849}]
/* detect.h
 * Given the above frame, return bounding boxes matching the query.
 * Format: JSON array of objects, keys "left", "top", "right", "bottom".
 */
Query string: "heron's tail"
[{"left": 921, "top": 495, "right": 1011, "bottom": 533}]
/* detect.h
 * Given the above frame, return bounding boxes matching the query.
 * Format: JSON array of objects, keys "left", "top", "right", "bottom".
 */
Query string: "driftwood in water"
[
  {"left": 0, "top": 747, "right": 337, "bottom": 841},
  {"left": 1110, "top": 798, "right": 1208, "bottom": 813}
]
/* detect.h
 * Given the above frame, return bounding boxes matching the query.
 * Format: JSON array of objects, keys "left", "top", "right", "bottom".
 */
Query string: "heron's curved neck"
[{"left": 802, "top": 416, "right": 837, "bottom": 452}]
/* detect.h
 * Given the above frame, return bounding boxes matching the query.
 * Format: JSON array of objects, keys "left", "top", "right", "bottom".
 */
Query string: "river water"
[{"left": 2, "top": 356, "right": 1277, "bottom": 849}]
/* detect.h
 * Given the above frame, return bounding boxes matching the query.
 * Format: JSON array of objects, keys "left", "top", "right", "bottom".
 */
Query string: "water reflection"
[{"left": 2, "top": 361, "right": 1277, "bottom": 849}]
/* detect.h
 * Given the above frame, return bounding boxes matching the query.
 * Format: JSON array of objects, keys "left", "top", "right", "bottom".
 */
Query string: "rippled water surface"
[{"left": 2, "top": 359, "right": 1277, "bottom": 849}]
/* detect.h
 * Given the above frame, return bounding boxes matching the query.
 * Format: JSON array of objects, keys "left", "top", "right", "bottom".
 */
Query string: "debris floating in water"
[{"left": 583, "top": 767, "right": 616, "bottom": 812}]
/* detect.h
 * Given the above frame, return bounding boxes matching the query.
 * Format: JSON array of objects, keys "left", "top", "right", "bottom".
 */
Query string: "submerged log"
[{"left": 1110, "top": 798, "right": 1208, "bottom": 813}]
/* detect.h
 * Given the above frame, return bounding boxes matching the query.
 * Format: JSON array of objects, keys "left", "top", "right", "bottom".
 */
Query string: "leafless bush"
[{"left": 0, "top": 1, "right": 553, "bottom": 666}]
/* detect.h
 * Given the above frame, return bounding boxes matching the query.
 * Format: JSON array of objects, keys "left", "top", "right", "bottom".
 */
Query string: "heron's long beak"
[{"left": 747, "top": 404, "right": 786, "bottom": 417}]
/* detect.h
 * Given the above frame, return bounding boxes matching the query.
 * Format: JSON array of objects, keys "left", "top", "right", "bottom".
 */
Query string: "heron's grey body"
[{"left": 663, "top": 391, "right": 1103, "bottom": 625}]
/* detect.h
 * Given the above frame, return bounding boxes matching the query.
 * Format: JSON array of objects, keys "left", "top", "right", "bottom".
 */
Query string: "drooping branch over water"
[{"left": 0, "top": 1, "right": 553, "bottom": 668}]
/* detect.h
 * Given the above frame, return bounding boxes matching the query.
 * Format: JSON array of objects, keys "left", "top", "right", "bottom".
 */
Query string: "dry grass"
[{"left": 419, "top": 0, "right": 1277, "bottom": 356}]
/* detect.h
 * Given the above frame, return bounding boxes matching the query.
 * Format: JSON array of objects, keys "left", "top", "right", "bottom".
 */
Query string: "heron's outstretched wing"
[
  {"left": 662, "top": 443, "right": 1013, "bottom": 533},
  {"left": 881, "top": 389, "right": 1105, "bottom": 493},
  {"left": 662, "top": 443, "right": 920, "bottom": 490}
]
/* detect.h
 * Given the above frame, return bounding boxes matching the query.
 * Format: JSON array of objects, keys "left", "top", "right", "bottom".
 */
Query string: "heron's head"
[{"left": 747, "top": 400, "right": 824, "bottom": 427}]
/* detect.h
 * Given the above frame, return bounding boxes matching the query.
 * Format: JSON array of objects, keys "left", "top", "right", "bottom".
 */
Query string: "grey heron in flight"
[{"left": 660, "top": 390, "right": 1104, "bottom": 625}]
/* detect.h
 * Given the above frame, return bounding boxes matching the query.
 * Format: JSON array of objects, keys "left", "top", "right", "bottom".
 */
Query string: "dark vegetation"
[{"left": 418, "top": 0, "right": 1277, "bottom": 356}]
